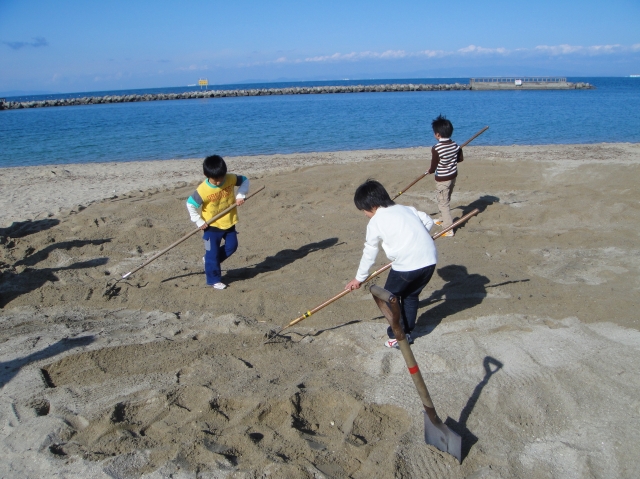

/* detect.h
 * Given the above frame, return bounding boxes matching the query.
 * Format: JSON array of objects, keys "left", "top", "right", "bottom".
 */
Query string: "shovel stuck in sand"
[{"left": 369, "top": 284, "right": 462, "bottom": 463}]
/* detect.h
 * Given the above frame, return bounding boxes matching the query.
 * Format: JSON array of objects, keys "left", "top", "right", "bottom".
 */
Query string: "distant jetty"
[
  {"left": 0, "top": 80, "right": 594, "bottom": 110},
  {"left": 470, "top": 77, "right": 594, "bottom": 90}
]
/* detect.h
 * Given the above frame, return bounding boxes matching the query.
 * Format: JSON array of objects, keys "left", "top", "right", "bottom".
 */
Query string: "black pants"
[{"left": 383, "top": 264, "right": 436, "bottom": 339}]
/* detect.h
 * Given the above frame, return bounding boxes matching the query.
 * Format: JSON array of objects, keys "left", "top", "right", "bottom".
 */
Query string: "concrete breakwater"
[
  {"left": 471, "top": 81, "right": 594, "bottom": 90},
  {"left": 0, "top": 83, "right": 471, "bottom": 110},
  {"left": 470, "top": 77, "right": 594, "bottom": 90}
]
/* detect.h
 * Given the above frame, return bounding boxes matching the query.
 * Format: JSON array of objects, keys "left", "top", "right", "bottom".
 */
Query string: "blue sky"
[{"left": 1, "top": 0, "right": 639, "bottom": 94}]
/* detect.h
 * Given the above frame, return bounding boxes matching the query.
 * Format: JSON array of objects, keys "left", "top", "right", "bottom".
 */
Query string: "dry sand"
[{"left": 1, "top": 143, "right": 639, "bottom": 478}]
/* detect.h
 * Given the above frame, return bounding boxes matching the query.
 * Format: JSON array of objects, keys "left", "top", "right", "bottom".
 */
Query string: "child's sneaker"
[
  {"left": 441, "top": 230, "right": 454, "bottom": 237},
  {"left": 212, "top": 282, "right": 227, "bottom": 290},
  {"left": 384, "top": 338, "right": 398, "bottom": 348},
  {"left": 433, "top": 218, "right": 443, "bottom": 226}
]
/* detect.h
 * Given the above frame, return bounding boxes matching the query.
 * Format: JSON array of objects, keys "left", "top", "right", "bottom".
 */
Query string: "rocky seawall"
[
  {"left": 0, "top": 83, "right": 471, "bottom": 110},
  {"left": 0, "top": 81, "right": 595, "bottom": 110}
]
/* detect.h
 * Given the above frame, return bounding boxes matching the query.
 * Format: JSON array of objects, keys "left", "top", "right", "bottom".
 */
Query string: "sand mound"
[
  {"left": 1, "top": 144, "right": 640, "bottom": 477},
  {"left": 1, "top": 307, "right": 412, "bottom": 478}
]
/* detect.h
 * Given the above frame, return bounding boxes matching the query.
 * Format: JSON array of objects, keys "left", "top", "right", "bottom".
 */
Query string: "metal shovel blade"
[{"left": 424, "top": 411, "right": 462, "bottom": 462}]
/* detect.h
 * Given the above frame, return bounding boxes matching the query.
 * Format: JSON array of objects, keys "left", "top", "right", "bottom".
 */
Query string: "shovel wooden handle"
[
  {"left": 370, "top": 287, "right": 438, "bottom": 413},
  {"left": 371, "top": 286, "right": 461, "bottom": 462},
  {"left": 398, "top": 340, "right": 437, "bottom": 413}
]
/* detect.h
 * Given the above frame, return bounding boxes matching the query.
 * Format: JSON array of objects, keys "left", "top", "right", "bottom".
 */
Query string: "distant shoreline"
[{"left": 0, "top": 141, "right": 636, "bottom": 171}]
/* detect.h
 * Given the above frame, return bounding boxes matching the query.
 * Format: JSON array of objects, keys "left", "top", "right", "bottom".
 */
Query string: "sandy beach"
[{"left": 1, "top": 143, "right": 639, "bottom": 478}]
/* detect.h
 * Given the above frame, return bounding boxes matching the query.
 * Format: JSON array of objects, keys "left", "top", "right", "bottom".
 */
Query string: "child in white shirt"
[{"left": 345, "top": 180, "right": 437, "bottom": 347}]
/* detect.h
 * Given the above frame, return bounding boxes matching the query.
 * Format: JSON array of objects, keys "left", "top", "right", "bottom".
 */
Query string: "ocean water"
[{"left": 1, "top": 77, "right": 638, "bottom": 168}]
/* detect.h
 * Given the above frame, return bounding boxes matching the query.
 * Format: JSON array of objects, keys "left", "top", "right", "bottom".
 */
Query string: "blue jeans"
[
  {"left": 384, "top": 264, "right": 436, "bottom": 339},
  {"left": 203, "top": 226, "right": 238, "bottom": 285}
]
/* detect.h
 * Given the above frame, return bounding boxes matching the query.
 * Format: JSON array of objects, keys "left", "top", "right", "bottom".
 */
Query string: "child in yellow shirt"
[{"left": 186, "top": 155, "right": 250, "bottom": 289}]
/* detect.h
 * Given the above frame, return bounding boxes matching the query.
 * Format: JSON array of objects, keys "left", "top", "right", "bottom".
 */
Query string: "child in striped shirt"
[{"left": 427, "top": 115, "right": 464, "bottom": 236}]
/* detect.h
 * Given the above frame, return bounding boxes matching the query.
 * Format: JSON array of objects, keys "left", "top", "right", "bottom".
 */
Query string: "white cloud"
[
  {"left": 534, "top": 43, "right": 633, "bottom": 56},
  {"left": 303, "top": 49, "right": 445, "bottom": 63},
  {"left": 458, "top": 45, "right": 507, "bottom": 54},
  {"left": 236, "top": 42, "right": 640, "bottom": 68},
  {"left": 378, "top": 50, "right": 409, "bottom": 59},
  {"left": 534, "top": 44, "right": 581, "bottom": 55},
  {"left": 417, "top": 49, "right": 446, "bottom": 58},
  {"left": 304, "top": 52, "right": 361, "bottom": 62}
]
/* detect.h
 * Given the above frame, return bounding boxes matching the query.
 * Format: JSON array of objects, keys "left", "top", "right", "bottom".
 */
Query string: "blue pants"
[
  {"left": 384, "top": 264, "right": 436, "bottom": 339},
  {"left": 203, "top": 226, "right": 238, "bottom": 285}
]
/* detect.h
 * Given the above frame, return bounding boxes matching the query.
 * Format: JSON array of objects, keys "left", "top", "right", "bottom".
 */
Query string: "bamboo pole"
[
  {"left": 391, "top": 126, "right": 488, "bottom": 201},
  {"left": 277, "top": 208, "right": 480, "bottom": 334}
]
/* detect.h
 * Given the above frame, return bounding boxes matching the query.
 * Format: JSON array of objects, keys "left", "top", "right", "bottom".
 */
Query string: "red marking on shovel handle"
[{"left": 408, "top": 365, "right": 419, "bottom": 375}]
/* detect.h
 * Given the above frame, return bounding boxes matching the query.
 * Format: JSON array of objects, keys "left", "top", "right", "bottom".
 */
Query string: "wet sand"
[{"left": 1, "top": 143, "right": 639, "bottom": 478}]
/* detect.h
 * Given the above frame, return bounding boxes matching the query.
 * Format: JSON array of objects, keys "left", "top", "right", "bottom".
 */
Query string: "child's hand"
[
  {"left": 236, "top": 198, "right": 245, "bottom": 206},
  {"left": 345, "top": 279, "right": 362, "bottom": 291},
  {"left": 199, "top": 223, "right": 208, "bottom": 230}
]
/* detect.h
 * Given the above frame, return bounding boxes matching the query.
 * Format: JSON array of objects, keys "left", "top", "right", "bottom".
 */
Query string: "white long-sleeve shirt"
[{"left": 355, "top": 205, "right": 436, "bottom": 282}]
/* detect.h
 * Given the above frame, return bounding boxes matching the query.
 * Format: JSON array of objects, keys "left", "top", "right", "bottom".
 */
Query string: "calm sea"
[{"left": 1, "top": 77, "right": 638, "bottom": 168}]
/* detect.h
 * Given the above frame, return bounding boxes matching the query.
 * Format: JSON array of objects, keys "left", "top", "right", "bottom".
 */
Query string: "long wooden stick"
[
  {"left": 391, "top": 126, "right": 488, "bottom": 201},
  {"left": 104, "top": 185, "right": 265, "bottom": 295},
  {"left": 459, "top": 125, "right": 490, "bottom": 149},
  {"left": 279, "top": 208, "right": 480, "bottom": 333}
]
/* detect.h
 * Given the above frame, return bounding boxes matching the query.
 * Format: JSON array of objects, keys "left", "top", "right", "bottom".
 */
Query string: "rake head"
[
  {"left": 103, "top": 279, "right": 122, "bottom": 299},
  {"left": 263, "top": 327, "right": 293, "bottom": 345}
]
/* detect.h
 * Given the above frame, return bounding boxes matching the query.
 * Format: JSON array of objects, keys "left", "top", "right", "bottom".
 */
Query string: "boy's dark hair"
[
  {"left": 432, "top": 114, "right": 454, "bottom": 138},
  {"left": 354, "top": 179, "right": 395, "bottom": 211},
  {"left": 203, "top": 155, "right": 227, "bottom": 179}
]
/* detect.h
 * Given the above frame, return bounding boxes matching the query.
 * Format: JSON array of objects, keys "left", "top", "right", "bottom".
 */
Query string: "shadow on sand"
[
  {"left": 0, "top": 218, "right": 60, "bottom": 239},
  {"left": 225, "top": 238, "right": 341, "bottom": 284},
  {"left": 455, "top": 195, "right": 500, "bottom": 217},
  {"left": 414, "top": 265, "right": 490, "bottom": 339},
  {"left": 0, "top": 336, "right": 95, "bottom": 389},
  {"left": 446, "top": 356, "right": 503, "bottom": 461},
  {"left": 438, "top": 195, "right": 499, "bottom": 235},
  {"left": 0, "top": 239, "right": 110, "bottom": 308},
  {"left": 162, "top": 238, "right": 342, "bottom": 284}
]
